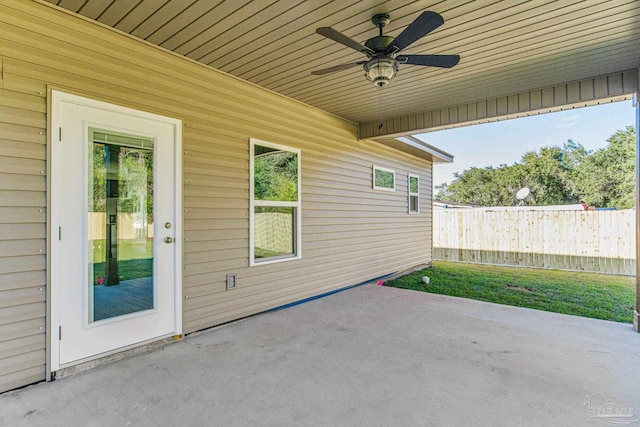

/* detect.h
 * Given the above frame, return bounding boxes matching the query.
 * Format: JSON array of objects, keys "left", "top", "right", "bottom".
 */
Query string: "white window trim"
[
  {"left": 408, "top": 173, "right": 420, "bottom": 214},
  {"left": 372, "top": 165, "right": 396, "bottom": 192},
  {"left": 249, "top": 138, "right": 302, "bottom": 266}
]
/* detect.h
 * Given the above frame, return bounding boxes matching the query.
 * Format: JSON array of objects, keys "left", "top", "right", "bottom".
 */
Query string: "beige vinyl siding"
[
  {"left": 0, "top": 0, "right": 432, "bottom": 391},
  {"left": 0, "top": 80, "right": 48, "bottom": 391}
]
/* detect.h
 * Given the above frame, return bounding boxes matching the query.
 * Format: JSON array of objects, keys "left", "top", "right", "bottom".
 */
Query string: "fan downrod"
[{"left": 366, "top": 14, "right": 394, "bottom": 52}]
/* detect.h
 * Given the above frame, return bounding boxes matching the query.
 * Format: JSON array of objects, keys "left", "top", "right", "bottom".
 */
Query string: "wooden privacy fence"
[
  {"left": 254, "top": 212, "right": 293, "bottom": 254},
  {"left": 88, "top": 213, "right": 153, "bottom": 240},
  {"left": 433, "top": 209, "right": 636, "bottom": 275}
]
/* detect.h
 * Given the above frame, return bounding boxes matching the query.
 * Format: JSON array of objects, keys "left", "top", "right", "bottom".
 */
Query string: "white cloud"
[
  {"left": 554, "top": 114, "right": 580, "bottom": 129},
  {"left": 560, "top": 114, "right": 580, "bottom": 122}
]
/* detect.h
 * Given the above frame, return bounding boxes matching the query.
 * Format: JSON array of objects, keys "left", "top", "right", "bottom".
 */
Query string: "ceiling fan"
[{"left": 312, "top": 11, "right": 460, "bottom": 87}]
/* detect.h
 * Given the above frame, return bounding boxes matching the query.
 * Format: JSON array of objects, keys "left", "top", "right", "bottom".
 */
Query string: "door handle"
[{"left": 164, "top": 237, "right": 174, "bottom": 244}]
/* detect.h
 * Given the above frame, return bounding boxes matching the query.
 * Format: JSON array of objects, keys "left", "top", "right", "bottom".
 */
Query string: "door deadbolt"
[
  {"left": 164, "top": 237, "right": 174, "bottom": 244},
  {"left": 165, "top": 222, "right": 172, "bottom": 229}
]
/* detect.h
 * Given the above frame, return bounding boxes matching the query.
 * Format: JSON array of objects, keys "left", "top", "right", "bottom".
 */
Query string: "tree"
[
  {"left": 436, "top": 141, "right": 587, "bottom": 206},
  {"left": 573, "top": 126, "right": 635, "bottom": 209},
  {"left": 118, "top": 147, "right": 153, "bottom": 221},
  {"left": 91, "top": 144, "right": 106, "bottom": 213},
  {"left": 435, "top": 127, "right": 636, "bottom": 209},
  {"left": 91, "top": 144, "right": 153, "bottom": 220},
  {"left": 254, "top": 150, "right": 298, "bottom": 202},
  {"left": 436, "top": 166, "right": 510, "bottom": 206},
  {"left": 515, "top": 143, "right": 585, "bottom": 205}
]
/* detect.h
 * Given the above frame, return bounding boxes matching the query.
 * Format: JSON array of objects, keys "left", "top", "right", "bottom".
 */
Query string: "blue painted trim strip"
[
  {"left": 185, "top": 272, "right": 398, "bottom": 337},
  {"left": 268, "top": 272, "right": 396, "bottom": 313}
]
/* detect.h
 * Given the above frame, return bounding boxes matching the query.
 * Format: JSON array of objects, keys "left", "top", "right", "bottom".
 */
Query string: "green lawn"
[
  {"left": 91, "top": 239, "right": 153, "bottom": 262},
  {"left": 91, "top": 239, "right": 153, "bottom": 283},
  {"left": 385, "top": 261, "right": 636, "bottom": 323}
]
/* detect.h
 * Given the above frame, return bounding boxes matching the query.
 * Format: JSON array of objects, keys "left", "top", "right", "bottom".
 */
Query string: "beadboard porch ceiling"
[{"left": 43, "top": 0, "right": 640, "bottom": 130}]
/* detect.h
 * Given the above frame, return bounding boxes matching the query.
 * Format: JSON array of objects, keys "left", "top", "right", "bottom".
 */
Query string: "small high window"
[
  {"left": 408, "top": 174, "right": 420, "bottom": 214},
  {"left": 373, "top": 165, "right": 395, "bottom": 192},
  {"left": 250, "top": 139, "right": 301, "bottom": 265}
]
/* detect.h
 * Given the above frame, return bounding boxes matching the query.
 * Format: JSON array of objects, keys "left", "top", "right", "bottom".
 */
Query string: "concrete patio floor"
[{"left": 2, "top": 284, "right": 639, "bottom": 426}]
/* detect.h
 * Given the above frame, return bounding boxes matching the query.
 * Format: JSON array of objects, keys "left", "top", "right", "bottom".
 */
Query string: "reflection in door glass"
[{"left": 88, "top": 129, "right": 154, "bottom": 322}]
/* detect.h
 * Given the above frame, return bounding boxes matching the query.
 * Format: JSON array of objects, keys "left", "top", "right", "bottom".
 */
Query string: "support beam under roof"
[
  {"left": 635, "top": 66, "right": 640, "bottom": 332},
  {"left": 360, "top": 69, "right": 639, "bottom": 140}
]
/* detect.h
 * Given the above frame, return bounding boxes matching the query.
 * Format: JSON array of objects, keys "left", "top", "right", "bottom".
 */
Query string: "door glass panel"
[{"left": 88, "top": 128, "right": 155, "bottom": 322}]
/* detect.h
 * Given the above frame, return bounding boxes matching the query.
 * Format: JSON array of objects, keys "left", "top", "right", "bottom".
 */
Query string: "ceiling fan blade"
[
  {"left": 386, "top": 11, "right": 444, "bottom": 54},
  {"left": 397, "top": 54, "right": 460, "bottom": 68},
  {"left": 316, "top": 27, "right": 372, "bottom": 54},
  {"left": 311, "top": 61, "right": 366, "bottom": 76}
]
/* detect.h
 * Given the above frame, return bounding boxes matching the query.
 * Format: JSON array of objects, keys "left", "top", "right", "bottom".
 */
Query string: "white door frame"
[{"left": 49, "top": 90, "right": 182, "bottom": 371}]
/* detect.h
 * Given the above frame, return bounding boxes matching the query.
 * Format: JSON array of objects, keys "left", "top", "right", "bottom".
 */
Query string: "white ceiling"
[{"left": 44, "top": 0, "right": 640, "bottom": 127}]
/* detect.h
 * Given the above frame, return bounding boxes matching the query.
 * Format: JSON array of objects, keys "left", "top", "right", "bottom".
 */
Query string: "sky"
[{"left": 415, "top": 100, "right": 636, "bottom": 191}]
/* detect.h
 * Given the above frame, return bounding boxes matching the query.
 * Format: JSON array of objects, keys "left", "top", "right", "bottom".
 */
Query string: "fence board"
[{"left": 433, "top": 209, "right": 635, "bottom": 275}]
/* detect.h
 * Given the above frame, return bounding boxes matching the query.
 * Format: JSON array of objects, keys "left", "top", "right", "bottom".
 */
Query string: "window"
[
  {"left": 408, "top": 174, "right": 420, "bottom": 214},
  {"left": 373, "top": 165, "right": 395, "bottom": 192},
  {"left": 250, "top": 139, "right": 301, "bottom": 265}
]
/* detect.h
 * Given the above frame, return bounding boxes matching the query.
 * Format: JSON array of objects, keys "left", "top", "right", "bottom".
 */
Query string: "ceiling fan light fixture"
[
  {"left": 364, "top": 57, "right": 398, "bottom": 87},
  {"left": 313, "top": 11, "right": 458, "bottom": 86}
]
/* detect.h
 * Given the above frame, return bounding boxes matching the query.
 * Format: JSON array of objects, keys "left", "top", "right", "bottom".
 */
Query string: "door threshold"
[{"left": 53, "top": 334, "right": 180, "bottom": 381}]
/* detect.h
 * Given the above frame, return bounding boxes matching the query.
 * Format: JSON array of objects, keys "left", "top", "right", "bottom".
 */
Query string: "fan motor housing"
[{"left": 365, "top": 36, "right": 394, "bottom": 52}]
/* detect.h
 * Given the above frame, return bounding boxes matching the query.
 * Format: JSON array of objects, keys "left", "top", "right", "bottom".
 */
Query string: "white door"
[{"left": 50, "top": 91, "right": 182, "bottom": 370}]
